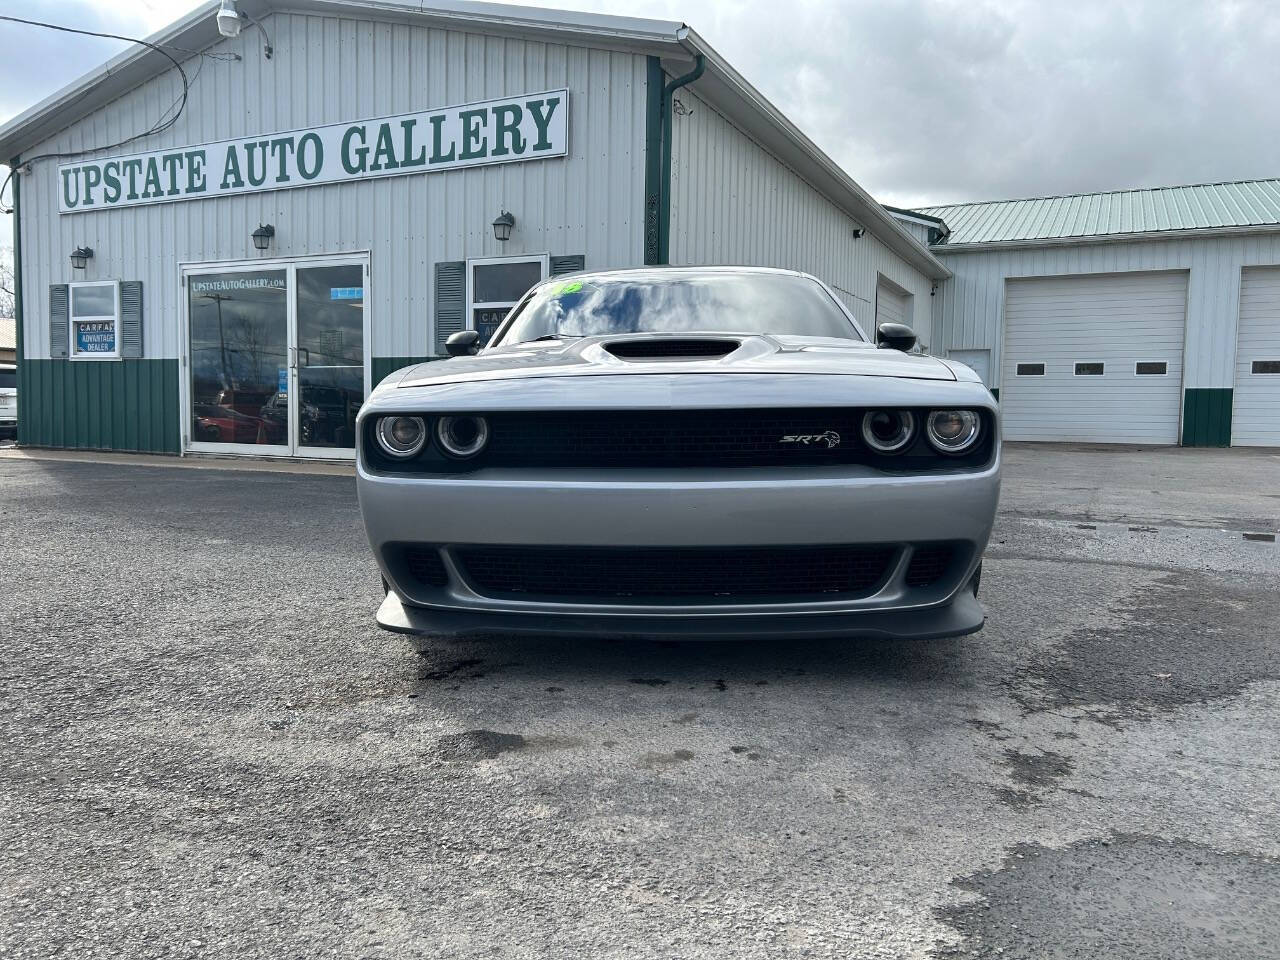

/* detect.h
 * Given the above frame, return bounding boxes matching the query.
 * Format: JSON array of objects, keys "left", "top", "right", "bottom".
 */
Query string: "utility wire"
[{"left": 0, "top": 14, "right": 193, "bottom": 212}]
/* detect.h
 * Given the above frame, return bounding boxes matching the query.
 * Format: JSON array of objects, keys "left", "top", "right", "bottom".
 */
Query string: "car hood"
[{"left": 394, "top": 334, "right": 955, "bottom": 389}]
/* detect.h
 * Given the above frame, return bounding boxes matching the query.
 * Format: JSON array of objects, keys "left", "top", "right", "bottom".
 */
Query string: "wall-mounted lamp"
[
  {"left": 70, "top": 246, "right": 94, "bottom": 270},
  {"left": 492, "top": 211, "right": 515, "bottom": 242},
  {"left": 251, "top": 224, "right": 275, "bottom": 251},
  {"left": 216, "top": 0, "right": 242, "bottom": 37}
]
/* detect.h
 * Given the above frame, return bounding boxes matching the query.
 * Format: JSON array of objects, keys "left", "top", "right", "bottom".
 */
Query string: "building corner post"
[
  {"left": 643, "top": 57, "right": 664, "bottom": 266},
  {"left": 9, "top": 158, "right": 22, "bottom": 446}
]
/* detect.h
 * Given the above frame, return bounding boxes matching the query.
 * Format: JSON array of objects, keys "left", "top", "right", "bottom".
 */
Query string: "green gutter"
[
  {"left": 9, "top": 158, "right": 21, "bottom": 445},
  {"left": 658, "top": 55, "right": 705, "bottom": 265},
  {"left": 644, "top": 55, "right": 704, "bottom": 266}
]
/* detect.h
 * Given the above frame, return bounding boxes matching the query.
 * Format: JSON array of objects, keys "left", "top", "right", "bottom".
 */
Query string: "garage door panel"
[
  {"left": 1001, "top": 271, "right": 1187, "bottom": 444},
  {"left": 1232, "top": 267, "right": 1280, "bottom": 446}
]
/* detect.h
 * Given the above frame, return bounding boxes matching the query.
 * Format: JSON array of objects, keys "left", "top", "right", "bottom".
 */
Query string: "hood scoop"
[{"left": 604, "top": 338, "right": 741, "bottom": 361}]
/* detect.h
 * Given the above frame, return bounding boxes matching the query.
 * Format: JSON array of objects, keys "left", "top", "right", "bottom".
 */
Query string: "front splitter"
[{"left": 376, "top": 590, "right": 985, "bottom": 643}]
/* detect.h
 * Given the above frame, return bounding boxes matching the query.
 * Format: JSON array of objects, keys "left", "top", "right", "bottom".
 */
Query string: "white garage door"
[
  {"left": 1233, "top": 267, "right": 1280, "bottom": 446},
  {"left": 875, "top": 280, "right": 909, "bottom": 328},
  {"left": 1000, "top": 271, "right": 1187, "bottom": 443}
]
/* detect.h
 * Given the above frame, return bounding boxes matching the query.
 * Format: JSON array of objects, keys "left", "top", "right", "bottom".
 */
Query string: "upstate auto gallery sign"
[{"left": 57, "top": 89, "right": 567, "bottom": 213}]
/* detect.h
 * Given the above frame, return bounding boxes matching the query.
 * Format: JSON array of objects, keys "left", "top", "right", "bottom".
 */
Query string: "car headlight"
[
  {"left": 436, "top": 415, "right": 489, "bottom": 458},
  {"left": 926, "top": 410, "right": 981, "bottom": 454},
  {"left": 375, "top": 416, "right": 427, "bottom": 458},
  {"left": 861, "top": 410, "right": 915, "bottom": 454}
]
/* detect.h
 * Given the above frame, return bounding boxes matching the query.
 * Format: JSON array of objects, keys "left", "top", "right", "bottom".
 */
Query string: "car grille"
[
  {"left": 479, "top": 409, "right": 868, "bottom": 468},
  {"left": 449, "top": 544, "right": 896, "bottom": 603},
  {"left": 404, "top": 547, "right": 449, "bottom": 587},
  {"left": 904, "top": 543, "right": 955, "bottom": 586}
]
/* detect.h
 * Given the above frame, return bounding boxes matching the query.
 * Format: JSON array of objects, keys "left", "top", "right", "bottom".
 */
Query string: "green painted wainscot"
[
  {"left": 371, "top": 356, "right": 435, "bottom": 387},
  {"left": 1181, "top": 388, "right": 1233, "bottom": 447},
  {"left": 19, "top": 359, "right": 181, "bottom": 454}
]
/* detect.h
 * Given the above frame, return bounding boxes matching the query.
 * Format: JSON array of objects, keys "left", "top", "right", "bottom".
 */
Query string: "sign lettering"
[{"left": 58, "top": 90, "right": 568, "bottom": 214}]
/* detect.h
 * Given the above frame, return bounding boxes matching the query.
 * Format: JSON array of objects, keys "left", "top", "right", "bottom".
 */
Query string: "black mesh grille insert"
[
  {"left": 481, "top": 409, "right": 866, "bottom": 468},
  {"left": 905, "top": 544, "right": 954, "bottom": 587},
  {"left": 605, "top": 339, "right": 740, "bottom": 359},
  {"left": 405, "top": 547, "right": 449, "bottom": 588},
  {"left": 454, "top": 544, "right": 895, "bottom": 603}
]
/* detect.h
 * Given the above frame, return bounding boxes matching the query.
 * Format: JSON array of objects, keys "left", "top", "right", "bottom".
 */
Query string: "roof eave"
[
  {"left": 0, "top": 0, "right": 689, "bottom": 161},
  {"left": 0, "top": 0, "right": 231, "bottom": 161},
  {"left": 673, "top": 28, "right": 950, "bottom": 281},
  {"left": 930, "top": 222, "right": 1280, "bottom": 253}
]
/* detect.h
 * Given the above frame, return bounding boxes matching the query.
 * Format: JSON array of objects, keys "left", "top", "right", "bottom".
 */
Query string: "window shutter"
[
  {"left": 550, "top": 255, "right": 586, "bottom": 277},
  {"left": 434, "top": 261, "right": 465, "bottom": 356},
  {"left": 49, "top": 284, "right": 69, "bottom": 358},
  {"left": 120, "top": 281, "right": 144, "bottom": 358}
]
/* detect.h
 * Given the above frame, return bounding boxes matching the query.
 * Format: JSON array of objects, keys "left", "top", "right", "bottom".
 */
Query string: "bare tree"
[{"left": 0, "top": 246, "right": 13, "bottom": 320}]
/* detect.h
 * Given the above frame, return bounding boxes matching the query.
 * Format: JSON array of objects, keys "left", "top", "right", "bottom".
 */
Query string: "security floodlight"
[
  {"left": 492, "top": 211, "right": 515, "bottom": 242},
  {"left": 216, "top": 0, "right": 243, "bottom": 38}
]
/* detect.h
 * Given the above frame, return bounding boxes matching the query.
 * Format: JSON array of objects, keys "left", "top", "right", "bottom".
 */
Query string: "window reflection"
[
  {"left": 188, "top": 271, "right": 288, "bottom": 446},
  {"left": 296, "top": 265, "right": 364, "bottom": 448},
  {"left": 494, "top": 272, "right": 861, "bottom": 346}
]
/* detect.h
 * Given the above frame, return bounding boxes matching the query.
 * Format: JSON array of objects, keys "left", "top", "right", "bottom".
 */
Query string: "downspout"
[
  {"left": 657, "top": 54, "right": 704, "bottom": 266},
  {"left": 8, "top": 159, "right": 21, "bottom": 446}
]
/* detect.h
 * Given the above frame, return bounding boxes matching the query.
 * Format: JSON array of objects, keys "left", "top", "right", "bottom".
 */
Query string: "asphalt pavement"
[{"left": 0, "top": 444, "right": 1277, "bottom": 959}]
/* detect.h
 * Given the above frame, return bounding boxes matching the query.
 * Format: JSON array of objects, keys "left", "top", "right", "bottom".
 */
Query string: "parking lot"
[{"left": 1, "top": 444, "right": 1277, "bottom": 959}]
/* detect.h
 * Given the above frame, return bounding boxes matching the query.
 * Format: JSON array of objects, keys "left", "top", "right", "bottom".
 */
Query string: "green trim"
[
  {"left": 989, "top": 386, "right": 999, "bottom": 402},
  {"left": 657, "top": 55, "right": 704, "bottom": 265},
  {"left": 20, "top": 359, "right": 180, "bottom": 453},
  {"left": 10, "top": 157, "right": 23, "bottom": 445},
  {"left": 372, "top": 356, "right": 436, "bottom": 387},
  {"left": 643, "top": 57, "right": 664, "bottom": 266},
  {"left": 1181, "top": 388, "right": 1233, "bottom": 447}
]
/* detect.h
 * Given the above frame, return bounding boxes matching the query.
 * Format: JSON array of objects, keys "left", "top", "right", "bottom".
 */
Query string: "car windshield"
[{"left": 490, "top": 272, "right": 862, "bottom": 346}]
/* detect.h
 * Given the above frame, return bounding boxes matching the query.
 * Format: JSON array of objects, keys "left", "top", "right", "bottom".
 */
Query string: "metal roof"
[
  {"left": 918, "top": 179, "right": 1280, "bottom": 247},
  {"left": 0, "top": 0, "right": 949, "bottom": 279}
]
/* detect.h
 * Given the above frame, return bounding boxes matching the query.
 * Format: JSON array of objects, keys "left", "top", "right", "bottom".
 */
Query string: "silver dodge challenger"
[{"left": 356, "top": 266, "right": 1000, "bottom": 643}]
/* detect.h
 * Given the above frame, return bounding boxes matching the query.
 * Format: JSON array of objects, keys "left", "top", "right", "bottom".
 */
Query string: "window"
[
  {"left": 1015, "top": 362, "right": 1045, "bottom": 376},
  {"left": 1135, "top": 361, "right": 1168, "bottom": 376},
  {"left": 69, "top": 281, "right": 121, "bottom": 360},
  {"left": 1252, "top": 360, "right": 1280, "bottom": 375},
  {"left": 1074, "top": 362, "right": 1104, "bottom": 376},
  {"left": 468, "top": 255, "right": 548, "bottom": 347}
]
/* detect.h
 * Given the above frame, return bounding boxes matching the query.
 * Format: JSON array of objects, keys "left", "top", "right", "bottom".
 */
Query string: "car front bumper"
[{"left": 357, "top": 455, "right": 1000, "bottom": 641}]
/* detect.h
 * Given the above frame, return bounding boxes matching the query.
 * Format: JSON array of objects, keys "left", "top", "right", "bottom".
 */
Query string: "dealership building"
[
  {"left": 906, "top": 180, "right": 1280, "bottom": 447},
  {"left": 0, "top": 0, "right": 947, "bottom": 459}
]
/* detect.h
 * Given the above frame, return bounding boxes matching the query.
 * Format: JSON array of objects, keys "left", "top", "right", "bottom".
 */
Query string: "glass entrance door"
[
  {"left": 184, "top": 257, "right": 368, "bottom": 458},
  {"left": 187, "top": 269, "right": 291, "bottom": 454},
  {"left": 294, "top": 264, "right": 365, "bottom": 455}
]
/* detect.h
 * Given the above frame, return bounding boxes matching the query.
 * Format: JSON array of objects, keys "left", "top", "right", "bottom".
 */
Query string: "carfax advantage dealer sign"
[{"left": 57, "top": 89, "right": 567, "bottom": 213}]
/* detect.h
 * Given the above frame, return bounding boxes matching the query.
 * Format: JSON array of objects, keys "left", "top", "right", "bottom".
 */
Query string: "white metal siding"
[
  {"left": 1000, "top": 272, "right": 1188, "bottom": 444},
  {"left": 933, "top": 233, "right": 1280, "bottom": 392},
  {"left": 875, "top": 281, "right": 909, "bottom": 328},
  {"left": 667, "top": 86, "right": 933, "bottom": 350},
  {"left": 1233, "top": 267, "right": 1280, "bottom": 446},
  {"left": 18, "top": 12, "right": 649, "bottom": 361}
]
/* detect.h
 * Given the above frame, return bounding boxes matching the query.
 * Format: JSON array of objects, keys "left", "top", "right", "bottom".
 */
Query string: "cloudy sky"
[{"left": 2, "top": 0, "right": 1280, "bottom": 236}]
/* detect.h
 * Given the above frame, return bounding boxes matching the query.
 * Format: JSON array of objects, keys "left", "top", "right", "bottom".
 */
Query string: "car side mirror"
[
  {"left": 877, "top": 322, "right": 917, "bottom": 352},
  {"left": 445, "top": 330, "right": 481, "bottom": 357}
]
